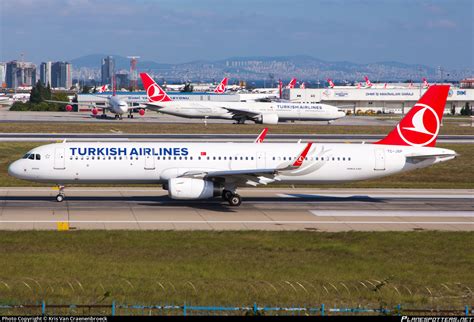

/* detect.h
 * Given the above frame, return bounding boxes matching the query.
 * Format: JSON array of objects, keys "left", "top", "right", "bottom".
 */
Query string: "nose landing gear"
[{"left": 56, "top": 185, "right": 65, "bottom": 202}]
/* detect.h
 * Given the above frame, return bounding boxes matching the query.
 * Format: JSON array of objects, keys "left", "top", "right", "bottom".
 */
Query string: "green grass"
[
  {"left": 0, "top": 231, "right": 472, "bottom": 309},
  {"left": 1, "top": 142, "right": 472, "bottom": 188},
  {"left": 0, "top": 121, "right": 473, "bottom": 135}
]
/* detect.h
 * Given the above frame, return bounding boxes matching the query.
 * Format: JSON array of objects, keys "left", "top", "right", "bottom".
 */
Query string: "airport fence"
[{"left": 0, "top": 302, "right": 472, "bottom": 316}]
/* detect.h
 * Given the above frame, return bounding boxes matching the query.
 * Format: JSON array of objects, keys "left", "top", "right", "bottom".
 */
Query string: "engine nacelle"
[
  {"left": 257, "top": 113, "right": 279, "bottom": 125},
  {"left": 168, "top": 178, "right": 219, "bottom": 200}
]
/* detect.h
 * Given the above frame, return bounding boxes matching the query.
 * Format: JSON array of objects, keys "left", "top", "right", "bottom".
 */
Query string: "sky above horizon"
[{"left": 1, "top": 0, "right": 473, "bottom": 70}]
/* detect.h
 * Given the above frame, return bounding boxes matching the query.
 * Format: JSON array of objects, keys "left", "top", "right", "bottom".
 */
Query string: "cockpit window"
[
  {"left": 35, "top": 154, "right": 41, "bottom": 160},
  {"left": 28, "top": 154, "right": 35, "bottom": 160},
  {"left": 22, "top": 153, "right": 30, "bottom": 159}
]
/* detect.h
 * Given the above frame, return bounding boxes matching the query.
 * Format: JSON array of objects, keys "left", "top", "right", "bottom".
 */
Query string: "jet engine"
[
  {"left": 256, "top": 113, "right": 279, "bottom": 125},
  {"left": 168, "top": 178, "right": 220, "bottom": 200}
]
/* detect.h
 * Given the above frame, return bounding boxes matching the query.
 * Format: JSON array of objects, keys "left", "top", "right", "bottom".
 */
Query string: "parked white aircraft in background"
[
  {"left": 8, "top": 85, "right": 455, "bottom": 206},
  {"left": 48, "top": 82, "right": 145, "bottom": 119},
  {"left": 140, "top": 73, "right": 345, "bottom": 124}
]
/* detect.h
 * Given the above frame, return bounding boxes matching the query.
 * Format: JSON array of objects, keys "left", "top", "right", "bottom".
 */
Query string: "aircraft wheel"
[
  {"left": 228, "top": 194, "right": 242, "bottom": 207},
  {"left": 222, "top": 190, "right": 233, "bottom": 201},
  {"left": 56, "top": 194, "right": 65, "bottom": 202},
  {"left": 127, "top": 115, "right": 131, "bottom": 118},
  {"left": 130, "top": 114, "right": 134, "bottom": 119}
]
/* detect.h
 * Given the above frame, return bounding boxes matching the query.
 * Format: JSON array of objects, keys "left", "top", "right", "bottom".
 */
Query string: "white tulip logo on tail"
[
  {"left": 147, "top": 84, "right": 167, "bottom": 102},
  {"left": 397, "top": 103, "right": 440, "bottom": 146}
]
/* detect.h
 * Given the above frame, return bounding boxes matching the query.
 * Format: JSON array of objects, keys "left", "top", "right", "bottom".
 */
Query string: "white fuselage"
[
  {"left": 147, "top": 101, "right": 345, "bottom": 122},
  {"left": 8, "top": 142, "right": 455, "bottom": 185}
]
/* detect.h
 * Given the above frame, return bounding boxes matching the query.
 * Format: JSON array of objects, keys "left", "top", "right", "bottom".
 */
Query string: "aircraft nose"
[{"left": 8, "top": 160, "right": 24, "bottom": 179}]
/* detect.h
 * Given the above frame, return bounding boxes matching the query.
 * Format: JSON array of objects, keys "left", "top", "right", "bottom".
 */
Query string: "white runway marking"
[
  {"left": 279, "top": 193, "right": 474, "bottom": 199},
  {"left": 310, "top": 210, "right": 474, "bottom": 217}
]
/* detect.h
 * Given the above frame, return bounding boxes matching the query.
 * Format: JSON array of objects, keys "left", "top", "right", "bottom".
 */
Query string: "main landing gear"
[
  {"left": 127, "top": 111, "right": 134, "bottom": 119},
  {"left": 56, "top": 185, "right": 65, "bottom": 202},
  {"left": 222, "top": 190, "right": 242, "bottom": 207}
]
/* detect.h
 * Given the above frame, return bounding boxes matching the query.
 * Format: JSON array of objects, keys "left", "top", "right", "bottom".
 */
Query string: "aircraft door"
[
  {"left": 256, "top": 152, "right": 266, "bottom": 168},
  {"left": 144, "top": 155, "right": 155, "bottom": 170},
  {"left": 374, "top": 148, "right": 385, "bottom": 171},
  {"left": 54, "top": 148, "right": 66, "bottom": 170}
]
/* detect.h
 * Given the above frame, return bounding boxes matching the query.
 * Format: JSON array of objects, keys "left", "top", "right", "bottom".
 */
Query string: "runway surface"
[
  {"left": 0, "top": 188, "right": 472, "bottom": 231},
  {"left": 2, "top": 133, "right": 473, "bottom": 143}
]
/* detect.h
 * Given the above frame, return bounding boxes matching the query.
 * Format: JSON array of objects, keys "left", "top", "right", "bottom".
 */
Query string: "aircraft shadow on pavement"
[{"left": 1, "top": 194, "right": 383, "bottom": 212}]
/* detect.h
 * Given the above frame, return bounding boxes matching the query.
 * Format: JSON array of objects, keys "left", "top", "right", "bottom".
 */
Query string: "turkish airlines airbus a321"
[
  {"left": 140, "top": 73, "right": 345, "bottom": 124},
  {"left": 8, "top": 85, "right": 455, "bottom": 206}
]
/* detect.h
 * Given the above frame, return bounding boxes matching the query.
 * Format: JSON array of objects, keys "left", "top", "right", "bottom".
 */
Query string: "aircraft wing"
[
  {"left": 178, "top": 142, "right": 313, "bottom": 187},
  {"left": 45, "top": 100, "right": 100, "bottom": 108},
  {"left": 222, "top": 106, "right": 261, "bottom": 119}
]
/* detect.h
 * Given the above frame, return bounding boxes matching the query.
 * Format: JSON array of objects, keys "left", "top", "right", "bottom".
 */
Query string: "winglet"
[
  {"left": 293, "top": 142, "right": 313, "bottom": 167},
  {"left": 254, "top": 128, "right": 268, "bottom": 143},
  {"left": 139, "top": 73, "right": 172, "bottom": 103}
]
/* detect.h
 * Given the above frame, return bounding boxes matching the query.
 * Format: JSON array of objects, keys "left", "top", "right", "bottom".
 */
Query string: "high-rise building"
[
  {"left": 115, "top": 72, "right": 129, "bottom": 89},
  {"left": 0, "top": 63, "right": 6, "bottom": 88},
  {"left": 101, "top": 56, "right": 115, "bottom": 86},
  {"left": 51, "top": 61, "right": 72, "bottom": 89},
  {"left": 40, "top": 62, "right": 52, "bottom": 86},
  {"left": 6, "top": 61, "right": 37, "bottom": 88}
]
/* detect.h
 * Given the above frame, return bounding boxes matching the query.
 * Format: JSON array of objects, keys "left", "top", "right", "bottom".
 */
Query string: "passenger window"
[
  {"left": 223, "top": 157, "right": 226, "bottom": 160},
  {"left": 190, "top": 156, "right": 193, "bottom": 160},
  {"left": 245, "top": 157, "right": 248, "bottom": 160},
  {"left": 348, "top": 157, "right": 351, "bottom": 161},
  {"left": 332, "top": 157, "right": 335, "bottom": 161},
  {"left": 207, "top": 157, "right": 210, "bottom": 160},
  {"left": 198, "top": 156, "right": 201, "bottom": 160},
  {"left": 337, "top": 157, "right": 340, "bottom": 161},
  {"left": 218, "top": 156, "right": 221, "bottom": 160},
  {"left": 343, "top": 157, "right": 345, "bottom": 161},
  {"left": 213, "top": 156, "right": 216, "bottom": 160},
  {"left": 179, "top": 157, "right": 182, "bottom": 160}
]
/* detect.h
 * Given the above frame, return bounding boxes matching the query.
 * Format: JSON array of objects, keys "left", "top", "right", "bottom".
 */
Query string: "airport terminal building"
[{"left": 283, "top": 87, "right": 474, "bottom": 114}]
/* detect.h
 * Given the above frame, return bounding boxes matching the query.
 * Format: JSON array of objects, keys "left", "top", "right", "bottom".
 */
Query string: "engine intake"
[{"left": 168, "top": 178, "right": 220, "bottom": 200}]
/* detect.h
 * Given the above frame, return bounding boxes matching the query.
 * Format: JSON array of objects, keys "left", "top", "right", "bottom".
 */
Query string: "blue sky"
[{"left": 1, "top": 0, "right": 472, "bottom": 69}]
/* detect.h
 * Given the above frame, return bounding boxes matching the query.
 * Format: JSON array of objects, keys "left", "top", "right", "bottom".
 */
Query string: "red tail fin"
[
  {"left": 327, "top": 79, "right": 335, "bottom": 88},
  {"left": 374, "top": 85, "right": 449, "bottom": 147},
  {"left": 214, "top": 77, "right": 228, "bottom": 94},
  {"left": 423, "top": 78, "right": 430, "bottom": 88},
  {"left": 287, "top": 78, "right": 297, "bottom": 89},
  {"left": 139, "top": 73, "right": 172, "bottom": 102},
  {"left": 364, "top": 76, "right": 372, "bottom": 87}
]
